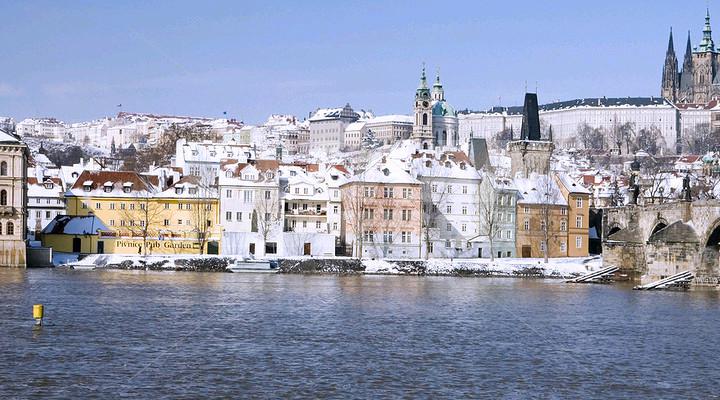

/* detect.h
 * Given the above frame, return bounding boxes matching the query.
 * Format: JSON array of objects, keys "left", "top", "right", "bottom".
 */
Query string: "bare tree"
[
  {"left": 341, "top": 183, "right": 368, "bottom": 258},
  {"left": 420, "top": 176, "right": 451, "bottom": 260},
  {"left": 254, "top": 188, "right": 282, "bottom": 256},
  {"left": 493, "top": 127, "right": 513, "bottom": 150},
  {"left": 120, "top": 193, "right": 164, "bottom": 256},
  {"left": 685, "top": 123, "right": 720, "bottom": 154},
  {"left": 478, "top": 180, "right": 501, "bottom": 261},
  {"left": 189, "top": 173, "right": 217, "bottom": 254},
  {"left": 537, "top": 175, "right": 563, "bottom": 263},
  {"left": 636, "top": 126, "right": 663, "bottom": 155},
  {"left": 373, "top": 193, "right": 403, "bottom": 258},
  {"left": 611, "top": 121, "right": 635, "bottom": 155},
  {"left": 577, "top": 123, "right": 605, "bottom": 151}
]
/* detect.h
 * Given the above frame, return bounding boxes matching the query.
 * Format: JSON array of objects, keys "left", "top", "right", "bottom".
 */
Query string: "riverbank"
[{"left": 57, "top": 253, "right": 601, "bottom": 278}]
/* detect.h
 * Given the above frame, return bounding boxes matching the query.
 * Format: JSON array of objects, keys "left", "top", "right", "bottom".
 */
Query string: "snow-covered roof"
[
  {"left": 556, "top": 173, "right": 592, "bottom": 195},
  {"left": 515, "top": 174, "right": 568, "bottom": 206},
  {"left": 42, "top": 215, "right": 109, "bottom": 235},
  {"left": 365, "top": 115, "right": 413, "bottom": 125},
  {"left": 0, "top": 129, "right": 21, "bottom": 144},
  {"left": 349, "top": 157, "right": 421, "bottom": 185}
]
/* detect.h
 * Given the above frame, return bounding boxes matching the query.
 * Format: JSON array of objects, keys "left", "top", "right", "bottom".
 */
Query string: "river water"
[{"left": 1, "top": 269, "right": 719, "bottom": 399}]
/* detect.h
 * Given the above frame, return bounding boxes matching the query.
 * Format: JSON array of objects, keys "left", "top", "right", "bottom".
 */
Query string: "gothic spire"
[
  {"left": 667, "top": 27, "right": 675, "bottom": 55},
  {"left": 699, "top": 8, "right": 715, "bottom": 52},
  {"left": 679, "top": 31, "right": 695, "bottom": 97}
]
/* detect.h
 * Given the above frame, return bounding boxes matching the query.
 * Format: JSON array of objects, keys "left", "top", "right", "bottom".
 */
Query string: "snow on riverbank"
[
  {"left": 364, "top": 256, "right": 602, "bottom": 277},
  {"left": 62, "top": 253, "right": 602, "bottom": 278}
]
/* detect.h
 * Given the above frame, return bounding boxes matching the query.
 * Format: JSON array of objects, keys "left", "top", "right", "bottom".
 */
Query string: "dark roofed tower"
[
  {"left": 661, "top": 28, "right": 679, "bottom": 102},
  {"left": 506, "top": 93, "right": 554, "bottom": 178},
  {"left": 520, "top": 93, "right": 541, "bottom": 140}
]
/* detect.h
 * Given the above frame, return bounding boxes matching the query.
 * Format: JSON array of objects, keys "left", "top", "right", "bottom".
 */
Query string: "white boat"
[{"left": 227, "top": 259, "right": 278, "bottom": 273}]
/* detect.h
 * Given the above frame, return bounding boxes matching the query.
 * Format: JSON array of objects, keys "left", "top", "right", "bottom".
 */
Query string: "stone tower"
[
  {"left": 507, "top": 93, "right": 555, "bottom": 178},
  {"left": 412, "top": 65, "right": 434, "bottom": 149},
  {"left": 661, "top": 28, "right": 679, "bottom": 102},
  {"left": 679, "top": 31, "right": 695, "bottom": 101}
]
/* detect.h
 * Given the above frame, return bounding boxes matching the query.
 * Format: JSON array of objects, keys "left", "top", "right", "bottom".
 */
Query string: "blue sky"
[{"left": 0, "top": 0, "right": 714, "bottom": 123}]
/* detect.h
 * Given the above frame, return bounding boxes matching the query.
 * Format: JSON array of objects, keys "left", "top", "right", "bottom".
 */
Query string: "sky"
[{"left": 0, "top": 0, "right": 715, "bottom": 124}]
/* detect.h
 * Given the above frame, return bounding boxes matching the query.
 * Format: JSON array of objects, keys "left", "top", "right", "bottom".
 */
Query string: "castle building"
[
  {"left": 411, "top": 67, "right": 459, "bottom": 150},
  {"left": 662, "top": 9, "right": 720, "bottom": 104},
  {"left": 507, "top": 93, "right": 555, "bottom": 179},
  {"left": 0, "top": 130, "right": 28, "bottom": 267}
]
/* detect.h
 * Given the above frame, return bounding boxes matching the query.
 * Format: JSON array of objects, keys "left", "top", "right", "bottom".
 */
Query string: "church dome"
[{"left": 431, "top": 100, "right": 456, "bottom": 117}]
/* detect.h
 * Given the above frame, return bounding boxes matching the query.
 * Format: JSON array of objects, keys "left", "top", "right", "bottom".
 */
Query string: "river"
[{"left": 1, "top": 269, "right": 719, "bottom": 399}]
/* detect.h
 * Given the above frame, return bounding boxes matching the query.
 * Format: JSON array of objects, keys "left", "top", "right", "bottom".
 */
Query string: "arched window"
[
  {"left": 0, "top": 161, "right": 6, "bottom": 176},
  {"left": 0, "top": 189, "right": 6, "bottom": 206},
  {"left": 422, "top": 113, "right": 428, "bottom": 126},
  {"left": 7, "top": 222, "right": 13, "bottom": 235}
]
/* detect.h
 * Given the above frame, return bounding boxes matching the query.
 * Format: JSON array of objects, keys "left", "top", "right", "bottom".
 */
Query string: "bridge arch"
[
  {"left": 699, "top": 219, "right": 720, "bottom": 280},
  {"left": 648, "top": 218, "right": 669, "bottom": 240}
]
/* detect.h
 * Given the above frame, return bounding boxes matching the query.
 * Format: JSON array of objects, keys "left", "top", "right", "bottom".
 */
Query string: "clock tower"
[{"left": 412, "top": 65, "right": 434, "bottom": 149}]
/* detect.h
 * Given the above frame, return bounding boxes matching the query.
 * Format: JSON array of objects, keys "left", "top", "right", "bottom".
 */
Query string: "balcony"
[{"left": 285, "top": 209, "right": 327, "bottom": 217}]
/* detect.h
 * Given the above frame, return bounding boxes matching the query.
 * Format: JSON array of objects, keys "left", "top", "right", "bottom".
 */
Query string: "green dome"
[{"left": 432, "top": 100, "right": 456, "bottom": 117}]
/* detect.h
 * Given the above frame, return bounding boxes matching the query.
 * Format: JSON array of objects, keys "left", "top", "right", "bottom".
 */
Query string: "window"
[
  {"left": 333, "top": 206, "right": 338, "bottom": 214},
  {"left": 462, "top": 206, "right": 467, "bottom": 215},
  {"left": 302, "top": 221, "right": 307, "bottom": 228},
  {"left": 364, "top": 187, "right": 375, "bottom": 198},
  {"left": 540, "top": 220, "right": 546, "bottom": 231},
  {"left": 561, "top": 207, "right": 567, "bottom": 216},
  {"left": 226, "top": 189, "right": 232, "bottom": 198},
  {"left": 461, "top": 223, "right": 467, "bottom": 232},
  {"left": 333, "top": 223, "right": 338, "bottom": 230},
  {"left": 164, "top": 219, "right": 169, "bottom": 226},
  {"left": 432, "top": 184, "right": 438, "bottom": 193},
  {"left": 524, "top": 206, "right": 529, "bottom": 214},
  {"left": 316, "top": 204, "right": 321, "bottom": 213},
  {"left": 81, "top": 202, "right": 88, "bottom": 209},
  {"left": 130, "top": 204, "right": 135, "bottom": 210},
  {"left": 462, "top": 185, "right": 467, "bottom": 194},
  {"left": 96, "top": 202, "right": 101, "bottom": 209},
  {"left": 539, "top": 241, "right": 546, "bottom": 252},
  {"left": 120, "top": 203, "right": 126, "bottom": 210},
  {"left": 505, "top": 230, "right": 512, "bottom": 239},
  {"left": 7, "top": 222, "right": 15, "bottom": 235},
  {"left": 383, "top": 187, "right": 394, "bottom": 198},
  {"left": 109, "top": 220, "right": 115, "bottom": 226},
  {"left": 445, "top": 239, "right": 451, "bottom": 248},
  {"left": 383, "top": 209, "right": 393, "bottom": 220},
  {"left": 383, "top": 231, "right": 393, "bottom": 243},
  {"left": 402, "top": 209, "right": 412, "bottom": 221},
  {"left": 363, "top": 208, "right": 374, "bottom": 220},
  {"left": 265, "top": 242, "right": 278, "bottom": 254},
  {"left": 561, "top": 220, "right": 567, "bottom": 232},
  {"left": 236, "top": 212, "right": 242, "bottom": 221},
  {"left": 264, "top": 212, "right": 271, "bottom": 222},
  {"left": 576, "top": 216, "right": 583, "bottom": 228},
  {"left": 109, "top": 203, "right": 115, "bottom": 210},
  {"left": 524, "top": 219, "right": 529, "bottom": 231},
  {"left": 402, "top": 188, "right": 411, "bottom": 198},
  {"left": 576, "top": 198, "right": 583, "bottom": 208},
  {"left": 303, "top": 188, "right": 309, "bottom": 195},
  {"left": 186, "top": 204, "right": 191, "bottom": 210},
  {"left": 576, "top": 236, "right": 582, "bottom": 249},
  {"left": 178, "top": 219, "right": 182, "bottom": 225},
  {"left": 0, "top": 190, "right": 6, "bottom": 206},
  {"left": 226, "top": 211, "right": 232, "bottom": 221},
  {"left": 244, "top": 191, "right": 253, "bottom": 203},
  {"left": 446, "top": 223, "right": 452, "bottom": 232},
  {"left": 103, "top": 185, "right": 112, "bottom": 193},
  {"left": 446, "top": 205, "right": 452, "bottom": 213},
  {"left": 447, "top": 185, "right": 452, "bottom": 194},
  {"left": 560, "top": 241, "right": 567, "bottom": 252},
  {"left": 316, "top": 221, "right": 321, "bottom": 229},
  {"left": 0, "top": 161, "right": 6, "bottom": 176}
]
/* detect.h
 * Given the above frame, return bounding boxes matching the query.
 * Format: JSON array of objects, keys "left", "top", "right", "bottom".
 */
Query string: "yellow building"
[
  {"left": 556, "top": 173, "right": 591, "bottom": 257},
  {"left": 62, "top": 170, "right": 220, "bottom": 255}
]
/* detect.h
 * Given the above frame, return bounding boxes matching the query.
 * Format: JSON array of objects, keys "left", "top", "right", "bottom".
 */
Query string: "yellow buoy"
[{"left": 33, "top": 304, "right": 44, "bottom": 325}]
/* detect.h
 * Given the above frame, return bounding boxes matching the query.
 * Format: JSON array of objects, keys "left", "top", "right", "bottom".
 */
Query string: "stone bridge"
[{"left": 602, "top": 200, "right": 720, "bottom": 285}]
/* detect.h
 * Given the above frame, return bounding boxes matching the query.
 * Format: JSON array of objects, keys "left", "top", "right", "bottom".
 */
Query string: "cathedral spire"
[
  {"left": 699, "top": 8, "right": 716, "bottom": 52},
  {"left": 661, "top": 27, "right": 679, "bottom": 101},
  {"left": 679, "top": 31, "right": 695, "bottom": 99},
  {"left": 667, "top": 27, "right": 675, "bottom": 54}
]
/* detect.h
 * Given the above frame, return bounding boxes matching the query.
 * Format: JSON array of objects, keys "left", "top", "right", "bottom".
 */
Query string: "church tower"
[
  {"left": 432, "top": 71, "right": 445, "bottom": 101},
  {"left": 412, "top": 65, "right": 433, "bottom": 149},
  {"left": 507, "top": 93, "right": 555, "bottom": 178},
  {"left": 661, "top": 28, "right": 679, "bottom": 102},
  {"left": 679, "top": 31, "right": 695, "bottom": 102}
]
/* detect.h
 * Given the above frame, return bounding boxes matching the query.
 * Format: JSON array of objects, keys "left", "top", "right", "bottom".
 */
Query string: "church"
[
  {"left": 661, "top": 9, "right": 720, "bottom": 104},
  {"left": 411, "top": 66, "right": 459, "bottom": 149}
]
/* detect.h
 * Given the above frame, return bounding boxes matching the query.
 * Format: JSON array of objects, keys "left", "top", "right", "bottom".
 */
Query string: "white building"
[
  {"left": 27, "top": 176, "right": 65, "bottom": 239},
  {"left": 0, "top": 130, "right": 28, "bottom": 267},
  {"left": 411, "top": 149, "right": 482, "bottom": 258},
  {"left": 308, "top": 104, "right": 362, "bottom": 154},
  {"left": 16, "top": 118, "right": 67, "bottom": 142},
  {"left": 459, "top": 97, "right": 681, "bottom": 153},
  {"left": 174, "top": 138, "right": 255, "bottom": 179}
]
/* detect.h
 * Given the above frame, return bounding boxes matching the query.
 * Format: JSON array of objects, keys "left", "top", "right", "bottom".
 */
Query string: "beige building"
[{"left": 0, "top": 131, "right": 28, "bottom": 267}]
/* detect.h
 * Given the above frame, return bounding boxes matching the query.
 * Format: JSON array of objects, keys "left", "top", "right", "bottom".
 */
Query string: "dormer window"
[
  {"left": 103, "top": 182, "right": 113, "bottom": 193},
  {"left": 189, "top": 187, "right": 198, "bottom": 195},
  {"left": 123, "top": 182, "right": 133, "bottom": 193},
  {"left": 209, "top": 151, "right": 216, "bottom": 157},
  {"left": 83, "top": 180, "right": 93, "bottom": 192},
  {"left": 382, "top": 168, "right": 390, "bottom": 176},
  {"left": 266, "top": 172, "right": 274, "bottom": 179},
  {"left": 459, "top": 162, "right": 466, "bottom": 170},
  {"left": 445, "top": 161, "right": 451, "bottom": 168},
  {"left": 225, "top": 170, "right": 233, "bottom": 178},
  {"left": 331, "top": 174, "right": 338, "bottom": 181},
  {"left": 191, "top": 150, "right": 199, "bottom": 156},
  {"left": 175, "top": 186, "right": 183, "bottom": 195},
  {"left": 43, "top": 182, "right": 54, "bottom": 190},
  {"left": 425, "top": 160, "right": 431, "bottom": 168},
  {"left": 290, "top": 171, "right": 297, "bottom": 176},
  {"left": 72, "top": 172, "right": 79, "bottom": 178}
]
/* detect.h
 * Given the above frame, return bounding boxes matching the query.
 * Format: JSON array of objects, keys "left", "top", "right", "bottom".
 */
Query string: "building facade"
[{"left": 0, "top": 131, "right": 28, "bottom": 267}]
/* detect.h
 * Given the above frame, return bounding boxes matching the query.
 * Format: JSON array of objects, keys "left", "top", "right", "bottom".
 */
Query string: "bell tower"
[{"left": 412, "top": 65, "right": 433, "bottom": 149}]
